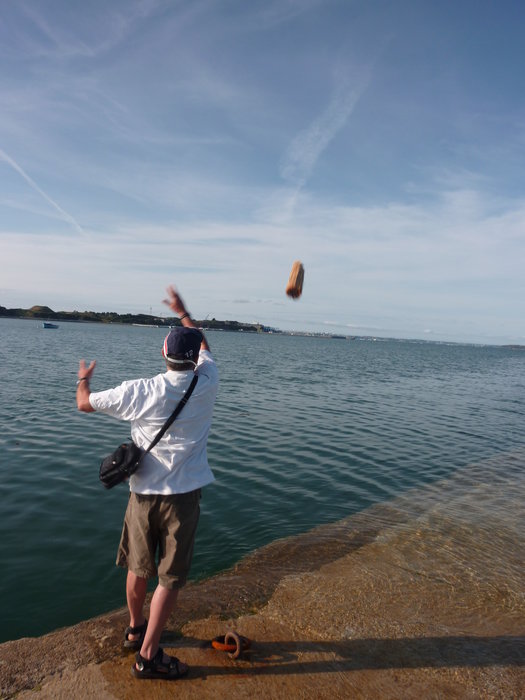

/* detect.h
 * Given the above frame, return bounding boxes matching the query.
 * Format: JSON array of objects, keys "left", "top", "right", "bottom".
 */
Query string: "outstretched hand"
[
  {"left": 78, "top": 359, "right": 96, "bottom": 380},
  {"left": 163, "top": 285, "right": 188, "bottom": 317}
]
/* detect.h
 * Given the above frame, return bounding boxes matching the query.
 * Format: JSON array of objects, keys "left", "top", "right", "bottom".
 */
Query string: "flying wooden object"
[{"left": 285, "top": 260, "right": 305, "bottom": 299}]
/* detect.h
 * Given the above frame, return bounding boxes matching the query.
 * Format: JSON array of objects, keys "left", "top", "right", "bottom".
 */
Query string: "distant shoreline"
[
  {"left": 0, "top": 304, "right": 355, "bottom": 339},
  {"left": 2, "top": 305, "right": 524, "bottom": 347},
  {"left": 0, "top": 303, "right": 264, "bottom": 333}
]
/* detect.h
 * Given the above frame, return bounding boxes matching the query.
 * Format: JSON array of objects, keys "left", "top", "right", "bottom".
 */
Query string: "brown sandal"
[
  {"left": 123, "top": 619, "right": 148, "bottom": 650},
  {"left": 131, "top": 647, "right": 188, "bottom": 680}
]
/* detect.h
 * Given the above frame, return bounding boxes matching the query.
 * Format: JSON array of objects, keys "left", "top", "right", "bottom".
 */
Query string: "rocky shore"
[{"left": 2, "top": 458, "right": 524, "bottom": 699}]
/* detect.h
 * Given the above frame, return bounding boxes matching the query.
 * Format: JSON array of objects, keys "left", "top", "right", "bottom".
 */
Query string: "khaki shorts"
[{"left": 116, "top": 490, "right": 201, "bottom": 589}]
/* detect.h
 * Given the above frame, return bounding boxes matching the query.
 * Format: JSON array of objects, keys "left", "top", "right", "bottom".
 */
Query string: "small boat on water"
[{"left": 42, "top": 322, "right": 59, "bottom": 329}]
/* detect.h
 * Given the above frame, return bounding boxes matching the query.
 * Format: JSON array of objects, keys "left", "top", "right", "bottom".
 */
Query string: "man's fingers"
[{"left": 79, "top": 359, "right": 96, "bottom": 375}]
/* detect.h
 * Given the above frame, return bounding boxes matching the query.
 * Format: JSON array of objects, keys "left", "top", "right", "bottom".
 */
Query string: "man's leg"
[
  {"left": 137, "top": 584, "right": 187, "bottom": 671},
  {"left": 133, "top": 492, "right": 199, "bottom": 670},
  {"left": 126, "top": 571, "right": 148, "bottom": 641}
]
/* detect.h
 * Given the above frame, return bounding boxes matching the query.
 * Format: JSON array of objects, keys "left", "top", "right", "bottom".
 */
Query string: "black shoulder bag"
[{"left": 99, "top": 375, "right": 198, "bottom": 489}]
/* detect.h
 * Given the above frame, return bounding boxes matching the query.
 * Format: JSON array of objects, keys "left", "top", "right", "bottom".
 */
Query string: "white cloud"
[
  {"left": 10, "top": 0, "right": 165, "bottom": 59},
  {"left": 2, "top": 177, "right": 524, "bottom": 342}
]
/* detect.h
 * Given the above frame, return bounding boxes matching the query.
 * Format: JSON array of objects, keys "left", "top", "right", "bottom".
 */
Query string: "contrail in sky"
[
  {"left": 280, "top": 70, "right": 370, "bottom": 190},
  {"left": 0, "top": 148, "right": 84, "bottom": 234},
  {"left": 276, "top": 71, "right": 369, "bottom": 221}
]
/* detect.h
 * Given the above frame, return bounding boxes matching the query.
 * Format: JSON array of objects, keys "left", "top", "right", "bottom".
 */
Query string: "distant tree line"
[{"left": 0, "top": 304, "right": 262, "bottom": 332}]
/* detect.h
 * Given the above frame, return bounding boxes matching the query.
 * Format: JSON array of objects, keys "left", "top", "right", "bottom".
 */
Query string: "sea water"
[{"left": 1, "top": 318, "right": 524, "bottom": 643}]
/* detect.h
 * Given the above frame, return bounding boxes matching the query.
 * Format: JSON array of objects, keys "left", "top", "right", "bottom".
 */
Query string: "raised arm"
[
  {"left": 76, "top": 359, "right": 96, "bottom": 412},
  {"left": 163, "top": 285, "right": 210, "bottom": 352}
]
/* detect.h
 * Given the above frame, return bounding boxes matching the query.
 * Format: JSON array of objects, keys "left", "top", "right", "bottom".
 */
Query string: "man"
[{"left": 76, "top": 285, "right": 218, "bottom": 680}]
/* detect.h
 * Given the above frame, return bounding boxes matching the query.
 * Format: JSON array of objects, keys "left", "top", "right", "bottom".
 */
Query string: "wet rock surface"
[{"left": 2, "top": 462, "right": 524, "bottom": 699}]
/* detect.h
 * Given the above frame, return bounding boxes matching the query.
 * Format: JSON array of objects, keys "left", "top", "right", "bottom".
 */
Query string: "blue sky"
[{"left": 1, "top": 0, "right": 524, "bottom": 344}]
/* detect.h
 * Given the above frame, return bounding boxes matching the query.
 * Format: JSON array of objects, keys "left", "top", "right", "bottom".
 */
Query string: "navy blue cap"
[{"left": 162, "top": 327, "right": 202, "bottom": 366}]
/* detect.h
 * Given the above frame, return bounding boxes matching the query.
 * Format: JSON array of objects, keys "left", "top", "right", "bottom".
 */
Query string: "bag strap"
[{"left": 143, "top": 374, "right": 198, "bottom": 455}]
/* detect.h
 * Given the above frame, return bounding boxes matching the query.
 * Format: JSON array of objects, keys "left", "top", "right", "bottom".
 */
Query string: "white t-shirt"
[{"left": 89, "top": 350, "right": 218, "bottom": 495}]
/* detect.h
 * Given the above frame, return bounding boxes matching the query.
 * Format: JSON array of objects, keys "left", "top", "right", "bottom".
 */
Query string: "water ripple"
[{"left": 1, "top": 320, "right": 524, "bottom": 642}]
